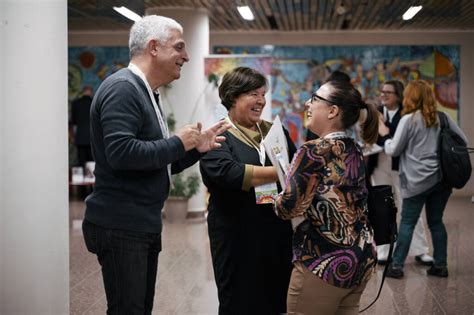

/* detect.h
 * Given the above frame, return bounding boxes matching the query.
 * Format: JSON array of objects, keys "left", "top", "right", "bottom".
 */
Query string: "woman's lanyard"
[{"left": 226, "top": 116, "right": 266, "bottom": 166}]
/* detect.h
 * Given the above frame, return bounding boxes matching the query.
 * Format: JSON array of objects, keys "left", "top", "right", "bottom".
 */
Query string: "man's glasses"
[{"left": 380, "top": 90, "right": 396, "bottom": 95}]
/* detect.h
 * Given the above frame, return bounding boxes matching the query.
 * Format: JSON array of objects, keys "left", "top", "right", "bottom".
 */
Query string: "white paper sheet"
[{"left": 262, "top": 116, "right": 305, "bottom": 230}]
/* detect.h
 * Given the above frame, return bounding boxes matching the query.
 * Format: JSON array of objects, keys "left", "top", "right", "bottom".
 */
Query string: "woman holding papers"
[
  {"left": 274, "top": 80, "right": 379, "bottom": 314},
  {"left": 200, "top": 67, "right": 296, "bottom": 315}
]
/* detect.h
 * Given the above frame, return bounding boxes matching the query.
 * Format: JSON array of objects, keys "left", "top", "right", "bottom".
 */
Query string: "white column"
[
  {"left": 0, "top": 0, "right": 69, "bottom": 314},
  {"left": 147, "top": 7, "right": 210, "bottom": 213}
]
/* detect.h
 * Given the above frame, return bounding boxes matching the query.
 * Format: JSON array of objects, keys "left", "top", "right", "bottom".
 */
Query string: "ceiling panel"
[{"left": 68, "top": 0, "right": 474, "bottom": 31}]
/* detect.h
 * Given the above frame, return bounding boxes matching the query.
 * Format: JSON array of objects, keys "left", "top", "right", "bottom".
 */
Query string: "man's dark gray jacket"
[{"left": 85, "top": 68, "right": 202, "bottom": 233}]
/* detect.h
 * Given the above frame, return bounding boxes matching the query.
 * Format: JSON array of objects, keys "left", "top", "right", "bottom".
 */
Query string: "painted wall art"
[{"left": 213, "top": 45, "right": 460, "bottom": 145}]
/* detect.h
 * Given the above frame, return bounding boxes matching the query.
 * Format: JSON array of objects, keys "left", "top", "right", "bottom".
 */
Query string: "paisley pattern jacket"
[{"left": 275, "top": 136, "right": 377, "bottom": 288}]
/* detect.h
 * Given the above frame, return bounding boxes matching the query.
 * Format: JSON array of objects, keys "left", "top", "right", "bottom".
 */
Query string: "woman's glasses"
[
  {"left": 311, "top": 93, "right": 334, "bottom": 105},
  {"left": 380, "top": 90, "right": 396, "bottom": 95}
]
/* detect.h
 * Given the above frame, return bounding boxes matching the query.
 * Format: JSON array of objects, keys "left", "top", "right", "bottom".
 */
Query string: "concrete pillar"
[
  {"left": 147, "top": 7, "right": 210, "bottom": 214},
  {"left": 0, "top": 0, "right": 69, "bottom": 313}
]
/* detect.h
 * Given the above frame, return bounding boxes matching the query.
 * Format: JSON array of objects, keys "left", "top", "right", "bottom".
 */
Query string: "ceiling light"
[
  {"left": 237, "top": 6, "right": 254, "bottom": 21},
  {"left": 113, "top": 6, "right": 142, "bottom": 22},
  {"left": 402, "top": 5, "right": 422, "bottom": 20}
]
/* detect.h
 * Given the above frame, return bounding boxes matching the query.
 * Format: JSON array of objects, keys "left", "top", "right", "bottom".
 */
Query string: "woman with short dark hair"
[{"left": 200, "top": 67, "right": 297, "bottom": 314}]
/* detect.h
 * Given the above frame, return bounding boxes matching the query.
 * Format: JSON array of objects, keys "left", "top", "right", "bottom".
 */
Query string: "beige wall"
[{"left": 69, "top": 30, "right": 474, "bottom": 195}]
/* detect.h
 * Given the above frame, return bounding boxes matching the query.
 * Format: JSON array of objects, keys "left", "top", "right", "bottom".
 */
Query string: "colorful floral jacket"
[{"left": 274, "top": 136, "right": 377, "bottom": 288}]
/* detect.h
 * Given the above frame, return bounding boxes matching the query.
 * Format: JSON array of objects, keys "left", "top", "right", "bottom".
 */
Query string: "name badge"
[{"left": 255, "top": 182, "right": 278, "bottom": 204}]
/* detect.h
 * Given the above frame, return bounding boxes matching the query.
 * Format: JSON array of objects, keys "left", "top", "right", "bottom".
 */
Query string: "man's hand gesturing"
[
  {"left": 195, "top": 120, "right": 231, "bottom": 153},
  {"left": 175, "top": 125, "right": 201, "bottom": 151}
]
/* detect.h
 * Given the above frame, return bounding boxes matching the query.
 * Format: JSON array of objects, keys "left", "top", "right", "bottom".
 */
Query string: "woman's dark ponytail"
[
  {"left": 361, "top": 102, "right": 379, "bottom": 145},
  {"left": 325, "top": 80, "right": 379, "bottom": 145}
]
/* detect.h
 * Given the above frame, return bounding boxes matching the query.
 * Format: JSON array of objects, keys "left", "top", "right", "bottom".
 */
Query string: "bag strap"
[
  {"left": 454, "top": 147, "right": 474, "bottom": 154},
  {"left": 438, "top": 111, "right": 448, "bottom": 130},
  {"left": 359, "top": 229, "right": 396, "bottom": 313},
  {"left": 437, "top": 112, "right": 471, "bottom": 154}
]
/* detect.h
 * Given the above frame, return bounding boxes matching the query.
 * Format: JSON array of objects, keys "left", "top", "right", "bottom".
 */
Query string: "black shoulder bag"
[{"left": 360, "top": 184, "right": 398, "bottom": 313}]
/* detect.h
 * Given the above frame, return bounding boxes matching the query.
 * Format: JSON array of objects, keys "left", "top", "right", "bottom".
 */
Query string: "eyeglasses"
[
  {"left": 380, "top": 90, "right": 396, "bottom": 95},
  {"left": 311, "top": 93, "right": 335, "bottom": 105}
]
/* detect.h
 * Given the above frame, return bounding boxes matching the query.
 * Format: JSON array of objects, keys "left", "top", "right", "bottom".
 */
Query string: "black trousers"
[
  {"left": 208, "top": 213, "right": 291, "bottom": 315},
  {"left": 82, "top": 220, "right": 162, "bottom": 315}
]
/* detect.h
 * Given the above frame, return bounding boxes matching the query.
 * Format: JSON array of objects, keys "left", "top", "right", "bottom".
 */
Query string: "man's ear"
[{"left": 148, "top": 39, "right": 159, "bottom": 55}]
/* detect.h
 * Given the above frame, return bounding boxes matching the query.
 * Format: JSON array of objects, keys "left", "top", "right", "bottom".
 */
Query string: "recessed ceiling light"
[
  {"left": 402, "top": 5, "right": 423, "bottom": 20},
  {"left": 237, "top": 6, "right": 255, "bottom": 21},
  {"left": 113, "top": 6, "right": 142, "bottom": 22}
]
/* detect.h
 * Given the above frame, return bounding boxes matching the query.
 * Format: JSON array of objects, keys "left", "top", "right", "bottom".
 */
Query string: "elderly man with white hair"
[{"left": 82, "top": 15, "right": 230, "bottom": 314}]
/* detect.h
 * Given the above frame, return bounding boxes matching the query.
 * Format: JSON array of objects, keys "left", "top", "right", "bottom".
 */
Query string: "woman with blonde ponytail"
[{"left": 274, "top": 80, "right": 378, "bottom": 314}]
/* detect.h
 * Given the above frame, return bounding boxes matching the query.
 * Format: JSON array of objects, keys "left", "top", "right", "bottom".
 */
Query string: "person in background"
[
  {"left": 275, "top": 80, "right": 379, "bottom": 314},
  {"left": 82, "top": 15, "right": 230, "bottom": 314},
  {"left": 380, "top": 80, "right": 467, "bottom": 279},
  {"left": 306, "top": 70, "right": 351, "bottom": 141},
  {"left": 200, "top": 67, "right": 297, "bottom": 314},
  {"left": 71, "top": 85, "right": 94, "bottom": 167},
  {"left": 368, "top": 80, "right": 433, "bottom": 266}
]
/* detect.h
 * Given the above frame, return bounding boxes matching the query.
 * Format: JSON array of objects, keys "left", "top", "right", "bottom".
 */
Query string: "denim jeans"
[
  {"left": 392, "top": 182, "right": 452, "bottom": 268},
  {"left": 82, "top": 219, "right": 162, "bottom": 315}
]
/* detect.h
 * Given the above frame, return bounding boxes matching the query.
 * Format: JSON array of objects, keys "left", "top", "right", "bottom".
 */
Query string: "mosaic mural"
[
  {"left": 213, "top": 45, "right": 460, "bottom": 145},
  {"left": 67, "top": 45, "right": 460, "bottom": 147},
  {"left": 68, "top": 47, "right": 130, "bottom": 102}
]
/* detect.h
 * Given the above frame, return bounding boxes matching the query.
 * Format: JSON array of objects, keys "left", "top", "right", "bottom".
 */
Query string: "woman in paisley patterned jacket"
[{"left": 274, "top": 80, "right": 379, "bottom": 314}]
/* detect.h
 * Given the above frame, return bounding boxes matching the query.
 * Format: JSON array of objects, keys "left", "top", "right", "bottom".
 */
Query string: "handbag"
[
  {"left": 367, "top": 185, "right": 398, "bottom": 245},
  {"left": 360, "top": 184, "right": 398, "bottom": 313}
]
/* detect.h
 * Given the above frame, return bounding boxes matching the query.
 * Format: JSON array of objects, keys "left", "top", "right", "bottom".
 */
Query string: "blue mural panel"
[{"left": 68, "top": 47, "right": 129, "bottom": 101}]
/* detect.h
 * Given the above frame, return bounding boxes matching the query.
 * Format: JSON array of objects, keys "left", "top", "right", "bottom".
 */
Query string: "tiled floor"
[{"left": 70, "top": 196, "right": 474, "bottom": 314}]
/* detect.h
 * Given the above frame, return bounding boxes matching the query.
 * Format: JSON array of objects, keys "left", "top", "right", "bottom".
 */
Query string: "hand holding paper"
[
  {"left": 262, "top": 116, "right": 305, "bottom": 230},
  {"left": 262, "top": 116, "right": 289, "bottom": 188}
]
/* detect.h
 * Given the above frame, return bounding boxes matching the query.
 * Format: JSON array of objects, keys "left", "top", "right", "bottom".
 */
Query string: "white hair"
[{"left": 129, "top": 15, "right": 183, "bottom": 58}]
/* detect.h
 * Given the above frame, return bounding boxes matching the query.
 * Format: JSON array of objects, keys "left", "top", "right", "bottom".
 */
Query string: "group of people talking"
[{"left": 81, "top": 15, "right": 467, "bottom": 315}]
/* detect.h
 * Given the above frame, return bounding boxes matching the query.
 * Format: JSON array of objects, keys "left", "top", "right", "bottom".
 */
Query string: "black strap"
[
  {"left": 438, "top": 112, "right": 473, "bottom": 154},
  {"left": 359, "top": 233, "right": 396, "bottom": 313},
  {"left": 453, "top": 146, "right": 474, "bottom": 154},
  {"left": 438, "top": 111, "right": 448, "bottom": 129}
]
